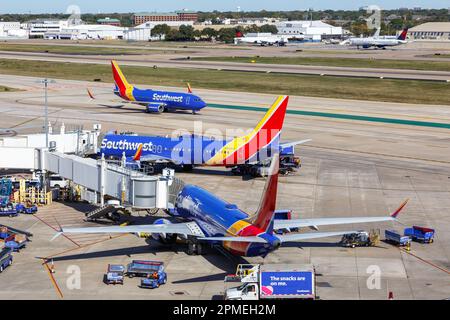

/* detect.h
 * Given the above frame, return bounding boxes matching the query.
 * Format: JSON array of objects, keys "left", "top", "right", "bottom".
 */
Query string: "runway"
[
  {"left": 0, "top": 74, "right": 449, "bottom": 299},
  {"left": 1, "top": 41, "right": 450, "bottom": 82}
]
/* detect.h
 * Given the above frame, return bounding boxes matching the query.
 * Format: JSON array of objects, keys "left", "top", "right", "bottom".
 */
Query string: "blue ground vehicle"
[
  {"left": 5, "top": 239, "right": 27, "bottom": 252},
  {"left": 0, "top": 248, "right": 13, "bottom": 273},
  {"left": 105, "top": 264, "right": 125, "bottom": 285},
  {"left": 127, "top": 260, "right": 167, "bottom": 288},
  {"left": 404, "top": 226, "right": 435, "bottom": 243},
  {"left": 0, "top": 206, "right": 19, "bottom": 217},
  {"left": 385, "top": 230, "right": 411, "bottom": 247},
  {"left": 15, "top": 204, "right": 38, "bottom": 214}
]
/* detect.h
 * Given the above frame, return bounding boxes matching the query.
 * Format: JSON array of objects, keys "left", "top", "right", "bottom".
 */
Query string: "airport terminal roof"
[{"left": 409, "top": 22, "right": 450, "bottom": 32}]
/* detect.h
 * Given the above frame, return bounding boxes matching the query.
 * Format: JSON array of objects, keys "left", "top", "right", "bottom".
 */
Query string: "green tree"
[
  {"left": 218, "top": 28, "right": 238, "bottom": 43},
  {"left": 201, "top": 27, "right": 218, "bottom": 40},
  {"left": 151, "top": 24, "right": 171, "bottom": 40},
  {"left": 259, "top": 24, "right": 278, "bottom": 34}
]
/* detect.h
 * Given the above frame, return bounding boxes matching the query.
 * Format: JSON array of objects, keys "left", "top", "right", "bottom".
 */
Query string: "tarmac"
[{"left": 0, "top": 74, "right": 449, "bottom": 300}]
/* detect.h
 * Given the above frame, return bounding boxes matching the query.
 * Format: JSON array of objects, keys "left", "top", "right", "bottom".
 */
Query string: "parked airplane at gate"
[
  {"left": 341, "top": 28, "right": 408, "bottom": 49},
  {"left": 88, "top": 61, "right": 207, "bottom": 114},
  {"left": 100, "top": 96, "right": 310, "bottom": 169},
  {"left": 53, "top": 154, "right": 408, "bottom": 257}
]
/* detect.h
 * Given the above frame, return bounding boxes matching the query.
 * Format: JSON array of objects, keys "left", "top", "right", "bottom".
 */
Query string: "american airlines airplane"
[{"left": 341, "top": 28, "right": 408, "bottom": 49}]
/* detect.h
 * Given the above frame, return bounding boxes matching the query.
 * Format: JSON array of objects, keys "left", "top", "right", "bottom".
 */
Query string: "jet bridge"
[{"left": 43, "top": 151, "right": 171, "bottom": 209}]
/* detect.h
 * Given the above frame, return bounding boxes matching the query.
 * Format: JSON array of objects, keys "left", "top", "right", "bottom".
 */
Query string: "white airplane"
[
  {"left": 234, "top": 33, "right": 289, "bottom": 46},
  {"left": 341, "top": 28, "right": 408, "bottom": 49}
]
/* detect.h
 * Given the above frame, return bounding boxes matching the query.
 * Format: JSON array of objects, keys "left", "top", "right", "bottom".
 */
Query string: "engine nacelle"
[
  {"left": 146, "top": 103, "right": 165, "bottom": 113},
  {"left": 151, "top": 218, "right": 177, "bottom": 244}
]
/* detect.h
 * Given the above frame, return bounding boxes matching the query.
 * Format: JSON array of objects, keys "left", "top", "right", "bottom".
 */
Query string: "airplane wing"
[
  {"left": 280, "top": 139, "right": 312, "bottom": 149},
  {"left": 277, "top": 230, "right": 358, "bottom": 242},
  {"left": 52, "top": 221, "right": 205, "bottom": 240},
  {"left": 274, "top": 199, "right": 409, "bottom": 230},
  {"left": 200, "top": 230, "right": 357, "bottom": 243}
]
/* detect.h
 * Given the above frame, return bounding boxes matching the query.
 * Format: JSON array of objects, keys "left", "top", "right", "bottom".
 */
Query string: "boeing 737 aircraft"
[
  {"left": 88, "top": 61, "right": 207, "bottom": 114},
  {"left": 100, "top": 96, "right": 310, "bottom": 169},
  {"left": 342, "top": 28, "right": 408, "bottom": 49},
  {"left": 54, "top": 154, "right": 408, "bottom": 257}
]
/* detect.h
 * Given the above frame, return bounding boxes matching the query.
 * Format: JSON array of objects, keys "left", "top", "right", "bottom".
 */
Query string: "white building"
[
  {"left": 45, "top": 24, "right": 125, "bottom": 40},
  {"left": 409, "top": 22, "right": 450, "bottom": 41},
  {"left": 124, "top": 21, "right": 194, "bottom": 41},
  {"left": 26, "top": 19, "right": 69, "bottom": 38},
  {"left": 276, "top": 20, "right": 343, "bottom": 40},
  {"left": 0, "top": 22, "right": 27, "bottom": 38}
]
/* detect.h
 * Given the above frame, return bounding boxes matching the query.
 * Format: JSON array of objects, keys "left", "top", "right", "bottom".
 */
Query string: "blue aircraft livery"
[
  {"left": 111, "top": 60, "right": 207, "bottom": 114},
  {"left": 101, "top": 96, "right": 294, "bottom": 166}
]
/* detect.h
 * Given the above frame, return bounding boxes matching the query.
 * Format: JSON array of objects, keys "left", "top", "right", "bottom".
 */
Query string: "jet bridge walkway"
[
  {"left": 0, "top": 147, "right": 173, "bottom": 210},
  {"left": 43, "top": 151, "right": 171, "bottom": 210}
]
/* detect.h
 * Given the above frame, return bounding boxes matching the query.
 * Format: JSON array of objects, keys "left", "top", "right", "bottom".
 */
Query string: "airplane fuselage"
[
  {"left": 173, "top": 184, "right": 280, "bottom": 257},
  {"left": 115, "top": 86, "right": 207, "bottom": 113},
  {"left": 349, "top": 38, "right": 406, "bottom": 48},
  {"left": 100, "top": 134, "right": 280, "bottom": 166}
]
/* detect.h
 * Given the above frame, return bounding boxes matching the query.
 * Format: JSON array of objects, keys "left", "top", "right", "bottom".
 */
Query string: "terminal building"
[
  {"left": 24, "top": 19, "right": 69, "bottom": 38},
  {"left": 408, "top": 22, "right": 450, "bottom": 41},
  {"left": 44, "top": 24, "right": 125, "bottom": 40},
  {"left": 276, "top": 20, "right": 343, "bottom": 41}
]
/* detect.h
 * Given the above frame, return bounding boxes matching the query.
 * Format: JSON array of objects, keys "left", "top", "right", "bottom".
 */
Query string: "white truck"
[{"left": 224, "top": 264, "right": 315, "bottom": 300}]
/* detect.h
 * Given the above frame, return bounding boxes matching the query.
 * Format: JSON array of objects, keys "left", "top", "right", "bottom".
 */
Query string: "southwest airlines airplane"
[
  {"left": 100, "top": 96, "right": 310, "bottom": 168},
  {"left": 88, "top": 61, "right": 207, "bottom": 114},
  {"left": 54, "top": 153, "right": 408, "bottom": 257}
]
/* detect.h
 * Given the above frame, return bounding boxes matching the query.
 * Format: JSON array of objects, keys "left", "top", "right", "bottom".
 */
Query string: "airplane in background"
[
  {"left": 234, "top": 32, "right": 289, "bottom": 46},
  {"left": 53, "top": 153, "right": 409, "bottom": 257},
  {"left": 87, "top": 61, "right": 207, "bottom": 114},
  {"left": 100, "top": 96, "right": 311, "bottom": 170},
  {"left": 341, "top": 28, "right": 408, "bottom": 49}
]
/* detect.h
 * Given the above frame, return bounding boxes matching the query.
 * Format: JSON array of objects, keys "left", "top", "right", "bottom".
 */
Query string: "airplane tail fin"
[
  {"left": 206, "top": 96, "right": 289, "bottom": 166},
  {"left": 397, "top": 28, "right": 408, "bottom": 41},
  {"left": 250, "top": 153, "right": 280, "bottom": 233},
  {"left": 187, "top": 83, "right": 193, "bottom": 93},
  {"left": 111, "top": 60, "right": 133, "bottom": 99},
  {"left": 132, "top": 144, "right": 143, "bottom": 161}
]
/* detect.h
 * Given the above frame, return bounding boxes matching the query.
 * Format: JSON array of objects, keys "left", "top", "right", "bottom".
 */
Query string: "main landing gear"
[{"left": 187, "top": 240, "right": 203, "bottom": 256}]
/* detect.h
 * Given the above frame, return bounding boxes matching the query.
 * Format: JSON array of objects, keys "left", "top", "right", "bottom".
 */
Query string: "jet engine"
[
  {"left": 151, "top": 218, "right": 177, "bottom": 244},
  {"left": 146, "top": 103, "right": 165, "bottom": 113}
]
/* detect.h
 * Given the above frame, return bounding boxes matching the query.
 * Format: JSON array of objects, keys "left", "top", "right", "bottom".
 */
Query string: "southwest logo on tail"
[{"left": 206, "top": 96, "right": 289, "bottom": 166}]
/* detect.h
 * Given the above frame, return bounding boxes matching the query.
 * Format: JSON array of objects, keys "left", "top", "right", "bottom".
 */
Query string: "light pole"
[{"left": 36, "top": 79, "right": 55, "bottom": 148}]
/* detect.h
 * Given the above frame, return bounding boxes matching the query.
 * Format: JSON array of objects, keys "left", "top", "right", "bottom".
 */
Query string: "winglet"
[
  {"left": 133, "top": 143, "right": 143, "bottom": 161},
  {"left": 187, "top": 83, "right": 193, "bottom": 93},
  {"left": 87, "top": 88, "right": 95, "bottom": 100},
  {"left": 391, "top": 199, "right": 409, "bottom": 218},
  {"left": 51, "top": 231, "right": 63, "bottom": 241}
]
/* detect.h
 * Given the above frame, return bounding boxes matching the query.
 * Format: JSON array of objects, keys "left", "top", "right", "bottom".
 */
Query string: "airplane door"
[{"left": 186, "top": 96, "right": 190, "bottom": 105}]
